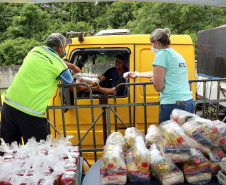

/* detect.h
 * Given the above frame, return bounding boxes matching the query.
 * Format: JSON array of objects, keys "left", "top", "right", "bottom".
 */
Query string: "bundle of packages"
[
  {"left": 100, "top": 143, "right": 127, "bottom": 185},
  {"left": 207, "top": 147, "right": 225, "bottom": 176},
  {"left": 182, "top": 117, "right": 222, "bottom": 147},
  {"left": 126, "top": 136, "right": 150, "bottom": 183},
  {"left": 183, "top": 148, "right": 212, "bottom": 184},
  {"left": 145, "top": 125, "right": 162, "bottom": 148},
  {"left": 0, "top": 135, "right": 80, "bottom": 185},
  {"left": 156, "top": 120, "right": 191, "bottom": 163},
  {"left": 213, "top": 120, "right": 226, "bottom": 152},
  {"left": 124, "top": 127, "right": 145, "bottom": 149},
  {"left": 149, "top": 144, "right": 172, "bottom": 177},
  {"left": 159, "top": 120, "right": 185, "bottom": 145},
  {"left": 106, "top": 132, "right": 126, "bottom": 152},
  {"left": 183, "top": 134, "right": 212, "bottom": 155},
  {"left": 74, "top": 72, "right": 99, "bottom": 85},
  {"left": 170, "top": 108, "right": 198, "bottom": 126},
  {"left": 156, "top": 166, "right": 184, "bottom": 185},
  {"left": 156, "top": 136, "right": 190, "bottom": 163}
]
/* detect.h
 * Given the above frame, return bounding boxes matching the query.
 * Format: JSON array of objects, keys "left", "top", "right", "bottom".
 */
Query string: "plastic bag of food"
[
  {"left": 126, "top": 136, "right": 150, "bottom": 183},
  {"left": 213, "top": 120, "right": 226, "bottom": 145},
  {"left": 145, "top": 125, "right": 161, "bottom": 148},
  {"left": 124, "top": 127, "right": 145, "bottom": 149},
  {"left": 207, "top": 147, "right": 225, "bottom": 176},
  {"left": 106, "top": 132, "right": 126, "bottom": 151},
  {"left": 149, "top": 144, "right": 172, "bottom": 177},
  {"left": 123, "top": 72, "right": 134, "bottom": 79},
  {"left": 157, "top": 166, "right": 184, "bottom": 185},
  {"left": 74, "top": 72, "right": 99, "bottom": 85},
  {"left": 182, "top": 117, "right": 220, "bottom": 147},
  {"left": 159, "top": 120, "right": 185, "bottom": 145},
  {"left": 156, "top": 136, "right": 190, "bottom": 163},
  {"left": 100, "top": 144, "right": 127, "bottom": 185},
  {"left": 183, "top": 148, "right": 212, "bottom": 184},
  {"left": 170, "top": 108, "right": 198, "bottom": 126}
]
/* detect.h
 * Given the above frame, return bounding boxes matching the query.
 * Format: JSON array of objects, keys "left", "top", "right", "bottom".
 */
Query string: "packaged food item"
[
  {"left": 74, "top": 72, "right": 99, "bottom": 85},
  {"left": 183, "top": 148, "right": 212, "bottom": 184},
  {"left": 126, "top": 136, "right": 150, "bottom": 183},
  {"left": 156, "top": 136, "right": 190, "bottom": 163},
  {"left": 124, "top": 127, "right": 145, "bottom": 149},
  {"left": 100, "top": 144, "right": 127, "bottom": 185},
  {"left": 157, "top": 166, "right": 184, "bottom": 185},
  {"left": 123, "top": 72, "right": 133, "bottom": 79},
  {"left": 145, "top": 125, "right": 161, "bottom": 148},
  {"left": 149, "top": 144, "right": 172, "bottom": 177},
  {"left": 183, "top": 134, "right": 211, "bottom": 154},
  {"left": 170, "top": 108, "right": 198, "bottom": 126},
  {"left": 208, "top": 147, "right": 226, "bottom": 176},
  {"left": 182, "top": 117, "right": 220, "bottom": 147},
  {"left": 106, "top": 132, "right": 126, "bottom": 152},
  {"left": 213, "top": 120, "right": 226, "bottom": 145},
  {"left": 159, "top": 120, "right": 185, "bottom": 145}
]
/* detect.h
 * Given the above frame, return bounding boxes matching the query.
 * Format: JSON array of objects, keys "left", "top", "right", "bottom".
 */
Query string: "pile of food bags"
[
  {"left": 100, "top": 108, "right": 226, "bottom": 185},
  {"left": 0, "top": 135, "right": 80, "bottom": 185}
]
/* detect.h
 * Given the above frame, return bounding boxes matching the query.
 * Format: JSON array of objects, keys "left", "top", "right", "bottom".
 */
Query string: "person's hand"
[
  {"left": 150, "top": 77, "right": 154, "bottom": 82},
  {"left": 90, "top": 81, "right": 101, "bottom": 92},
  {"left": 72, "top": 64, "right": 83, "bottom": 74},
  {"left": 130, "top": 71, "right": 139, "bottom": 79}
]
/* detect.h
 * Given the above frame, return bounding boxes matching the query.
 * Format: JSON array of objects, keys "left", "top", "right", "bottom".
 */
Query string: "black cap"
[{"left": 116, "top": 54, "right": 124, "bottom": 61}]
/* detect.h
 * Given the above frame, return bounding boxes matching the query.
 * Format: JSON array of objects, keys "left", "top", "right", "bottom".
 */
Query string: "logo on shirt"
[{"left": 179, "top": 63, "right": 187, "bottom": 68}]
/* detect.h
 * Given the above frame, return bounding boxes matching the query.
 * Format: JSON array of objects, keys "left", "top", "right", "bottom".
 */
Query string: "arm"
[
  {"left": 153, "top": 66, "right": 165, "bottom": 92},
  {"left": 131, "top": 71, "right": 153, "bottom": 79},
  {"left": 90, "top": 82, "right": 115, "bottom": 95},
  {"left": 64, "top": 61, "right": 83, "bottom": 74},
  {"left": 98, "top": 75, "right": 106, "bottom": 83}
]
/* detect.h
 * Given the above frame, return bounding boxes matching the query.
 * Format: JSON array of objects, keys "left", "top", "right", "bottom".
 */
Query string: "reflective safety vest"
[{"left": 5, "top": 46, "right": 68, "bottom": 117}]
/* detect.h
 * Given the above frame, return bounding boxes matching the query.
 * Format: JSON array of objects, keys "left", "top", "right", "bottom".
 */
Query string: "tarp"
[
  {"left": 197, "top": 25, "right": 226, "bottom": 78},
  {"left": 0, "top": 0, "right": 226, "bottom": 7}
]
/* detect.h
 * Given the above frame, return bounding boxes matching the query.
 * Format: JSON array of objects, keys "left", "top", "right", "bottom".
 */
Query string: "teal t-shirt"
[{"left": 152, "top": 48, "right": 193, "bottom": 104}]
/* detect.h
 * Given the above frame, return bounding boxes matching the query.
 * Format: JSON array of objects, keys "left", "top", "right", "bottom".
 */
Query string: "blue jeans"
[{"left": 159, "top": 98, "right": 195, "bottom": 125}]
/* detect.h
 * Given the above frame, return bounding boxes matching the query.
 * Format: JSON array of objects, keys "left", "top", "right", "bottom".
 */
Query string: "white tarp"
[{"left": 0, "top": 0, "right": 226, "bottom": 7}]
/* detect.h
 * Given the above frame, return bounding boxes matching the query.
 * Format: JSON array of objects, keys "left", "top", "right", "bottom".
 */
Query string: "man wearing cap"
[
  {"left": 91, "top": 54, "right": 127, "bottom": 96},
  {"left": 0, "top": 33, "right": 82, "bottom": 146}
]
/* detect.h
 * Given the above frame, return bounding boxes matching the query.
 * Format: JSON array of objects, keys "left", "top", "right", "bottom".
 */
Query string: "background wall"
[{"left": 0, "top": 65, "right": 20, "bottom": 88}]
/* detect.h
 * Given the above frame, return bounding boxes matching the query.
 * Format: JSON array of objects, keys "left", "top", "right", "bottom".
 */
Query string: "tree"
[{"left": 5, "top": 4, "right": 50, "bottom": 41}]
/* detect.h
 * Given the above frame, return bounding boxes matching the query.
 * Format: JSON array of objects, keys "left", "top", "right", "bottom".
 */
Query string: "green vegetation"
[{"left": 0, "top": 2, "right": 226, "bottom": 65}]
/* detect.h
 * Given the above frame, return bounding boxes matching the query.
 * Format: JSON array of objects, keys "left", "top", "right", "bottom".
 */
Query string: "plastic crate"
[
  {"left": 219, "top": 157, "right": 226, "bottom": 173},
  {"left": 217, "top": 170, "right": 226, "bottom": 185}
]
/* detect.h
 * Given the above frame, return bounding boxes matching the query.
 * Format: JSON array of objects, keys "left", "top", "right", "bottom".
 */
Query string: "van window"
[{"left": 68, "top": 47, "right": 131, "bottom": 98}]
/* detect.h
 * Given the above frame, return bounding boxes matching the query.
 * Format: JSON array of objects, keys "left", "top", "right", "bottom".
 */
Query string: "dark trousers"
[
  {"left": 1, "top": 102, "right": 48, "bottom": 146},
  {"left": 159, "top": 98, "right": 195, "bottom": 125}
]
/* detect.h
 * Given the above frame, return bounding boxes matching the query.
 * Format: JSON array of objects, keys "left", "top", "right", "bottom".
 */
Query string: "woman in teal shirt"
[{"left": 132, "top": 28, "right": 195, "bottom": 124}]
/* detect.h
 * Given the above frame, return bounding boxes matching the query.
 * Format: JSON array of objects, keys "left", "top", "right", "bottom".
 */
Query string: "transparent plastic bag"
[
  {"left": 159, "top": 120, "right": 185, "bottom": 145},
  {"left": 157, "top": 166, "right": 184, "bottom": 185},
  {"left": 213, "top": 120, "right": 226, "bottom": 145},
  {"left": 183, "top": 148, "right": 212, "bottom": 184},
  {"left": 182, "top": 117, "right": 220, "bottom": 147},
  {"left": 208, "top": 146, "right": 226, "bottom": 176},
  {"left": 106, "top": 132, "right": 126, "bottom": 152},
  {"left": 170, "top": 108, "right": 198, "bottom": 126},
  {"left": 101, "top": 144, "right": 127, "bottom": 185},
  {"left": 156, "top": 136, "right": 190, "bottom": 163},
  {"left": 149, "top": 144, "right": 173, "bottom": 177},
  {"left": 145, "top": 125, "right": 161, "bottom": 148},
  {"left": 126, "top": 136, "right": 150, "bottom": 183},
  {"left": 124, "top": 127, "right": 145, "bottom": 149}
]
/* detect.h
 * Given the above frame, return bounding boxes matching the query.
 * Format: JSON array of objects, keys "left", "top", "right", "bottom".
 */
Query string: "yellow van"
[{"left": 47, "top": 29, "right": 196, "bottom": 166}]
